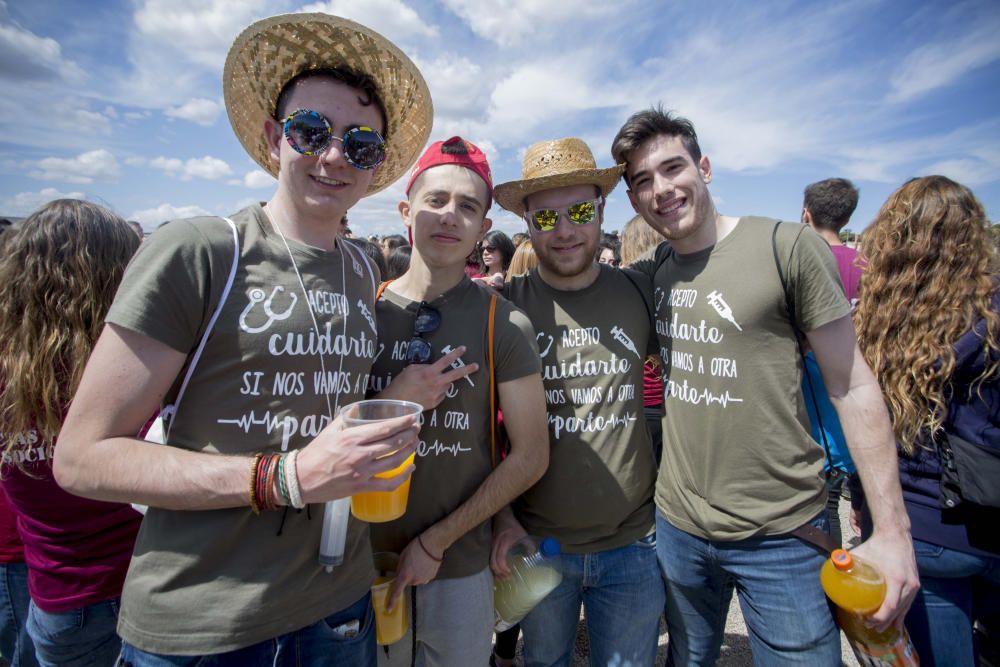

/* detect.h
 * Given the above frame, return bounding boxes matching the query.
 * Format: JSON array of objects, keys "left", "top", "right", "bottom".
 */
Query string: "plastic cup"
[
  {"left": 371, "top": 552, "right": 409, "bottom": 646},
  {"left": 342, "top": 400, "right": 423, "bottom": 523}
]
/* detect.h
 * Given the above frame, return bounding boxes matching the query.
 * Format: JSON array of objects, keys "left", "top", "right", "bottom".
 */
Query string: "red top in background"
[
  {"left": 643, "top": 360, "right": 664, "bottom": 408},
  {"left": 1, "top": 433, "right": 141, "bottom": 613},
  {"left": 830, "top": 245, "right": 863, "bottom": 306},
  {"left": 0, "top": 486, "right": 24, "bottom": 563}
]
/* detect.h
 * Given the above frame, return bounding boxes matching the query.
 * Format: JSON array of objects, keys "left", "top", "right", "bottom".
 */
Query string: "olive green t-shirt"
[
  {"left": 105, "top": 205, "right": 379, "bottom": 655},
  {"left": 368, "top": 278, "right": 540, "bottom": 579},
  {"left": 505, "top": 265, "right": 657, "bottom": 553},
  {"left": 637, "top": 217, "right": 850, "bottom": 540}
]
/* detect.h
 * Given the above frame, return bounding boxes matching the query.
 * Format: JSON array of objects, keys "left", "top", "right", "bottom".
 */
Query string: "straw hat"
[
  {"left": 494, "top": 138, "right": 625, "bottom": 216},
  {"left": 223, "top": 13, "right": 433, "bottom": 196}
]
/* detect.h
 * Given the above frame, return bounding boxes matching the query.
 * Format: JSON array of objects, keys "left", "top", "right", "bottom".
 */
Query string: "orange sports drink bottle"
[{"left": 820, "top": 549, "right": 919, "bottom": 666}]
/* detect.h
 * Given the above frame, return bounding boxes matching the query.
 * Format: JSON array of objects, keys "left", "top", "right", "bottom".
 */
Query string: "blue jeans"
[
  {"left": 519, "top": 534, "right": 664, "bottom": 667},
  {"left": 0, "top": 562, "right": 37, "bottom": 666},
  {"left": 656, "top": 512, "right": 840, "bottom": 667},
  {"left": 904, "top": 539, "right": 1000, "bottom": 667},
  {"left": 26, "top": 597, "right": 121, "bottom": 667},
  {"left": 117, "top": 592, "right": 376, "bottom": 666}
]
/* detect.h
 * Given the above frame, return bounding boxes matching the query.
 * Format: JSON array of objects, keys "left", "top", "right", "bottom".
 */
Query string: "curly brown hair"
[
  {"left": 854, "top": 176, "right": 1000, "bottom": 454},
  {"left": 0, "top": 200, "right": 140, "bottom": 464}
]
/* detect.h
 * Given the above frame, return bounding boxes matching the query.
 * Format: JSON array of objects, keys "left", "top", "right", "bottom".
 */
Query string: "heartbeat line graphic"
[
  {"left": 218, "top": 411, "right": 285, "bottom": 434},
  {"left": 701, "top": 390, "right": 743, "bottom": 407}
]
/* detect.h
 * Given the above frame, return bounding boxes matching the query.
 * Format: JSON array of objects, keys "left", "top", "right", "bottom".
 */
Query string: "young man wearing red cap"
[{"left": 368, "top": 137, "right": 549, "bottom": 666}]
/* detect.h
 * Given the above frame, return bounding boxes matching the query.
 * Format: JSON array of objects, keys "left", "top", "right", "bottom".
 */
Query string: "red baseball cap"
[{"left": 405, "top": 136, "right": 493, "bottom": 207}]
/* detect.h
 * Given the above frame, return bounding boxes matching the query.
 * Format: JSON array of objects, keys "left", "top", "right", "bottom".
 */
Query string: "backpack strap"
[
  {"left": 161, "top": 216, "right": 240, "bottom": 438},
  {"left": 488, "top": 293, "right": 498, "bottom": 469},
  {"left": 771, "top": 221, "right": 834, "bottom": 480}
]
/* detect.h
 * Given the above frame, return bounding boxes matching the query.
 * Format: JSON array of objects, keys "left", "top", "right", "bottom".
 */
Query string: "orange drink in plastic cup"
[
  {"left": 341, "top": 400, "right": 422, "bottom": 523},
  {"left": 371, "top": 552, "right": 408, "bottom": 645}
]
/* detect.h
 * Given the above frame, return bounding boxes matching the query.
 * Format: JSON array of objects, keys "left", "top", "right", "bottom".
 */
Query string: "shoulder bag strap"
[
  {"left": 162, "top": 216, "right": 240, "bottom": 438},
  {"left": 488, "top": 293, "right": 498, "bottom": 469},
  {"left": 771, "top": 222, "right": 834, "bottom": 475}
]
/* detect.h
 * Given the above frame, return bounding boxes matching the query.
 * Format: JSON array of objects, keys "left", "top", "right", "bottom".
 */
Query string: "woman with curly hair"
[
  {"left": 854, "top": 176, "right": 1000, "bottom": 666},
  {"left": 0, "top": 200, "right": 142, "bottom": 666}
]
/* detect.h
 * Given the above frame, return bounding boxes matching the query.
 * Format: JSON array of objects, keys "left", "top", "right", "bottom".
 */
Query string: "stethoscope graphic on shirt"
[{"left": 239, "top": 286, "right": 298, "bottom": 334}]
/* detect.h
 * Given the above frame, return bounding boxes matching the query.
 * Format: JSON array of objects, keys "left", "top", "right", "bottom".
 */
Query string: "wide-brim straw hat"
[
  {"left": 494, "top": 138, "right": 625, "bottom": 216},
  {"left": 223, "top": 13, "right": 433, "bottom": 196}
]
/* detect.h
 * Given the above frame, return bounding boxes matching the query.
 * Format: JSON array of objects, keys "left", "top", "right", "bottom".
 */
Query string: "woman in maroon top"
[{"left": 0, "top": 200, "right": 141, "bottom": 667}]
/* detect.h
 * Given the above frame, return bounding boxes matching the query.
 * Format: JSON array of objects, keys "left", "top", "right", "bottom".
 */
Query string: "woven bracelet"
[{"left": 249, "top": 453, "right": 264, "bottom": 514}]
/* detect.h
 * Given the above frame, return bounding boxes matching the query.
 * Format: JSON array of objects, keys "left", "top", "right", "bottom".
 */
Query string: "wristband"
[
  {"left": 417, "top": 534, "right": 443, "bottom": 563},
  {"left": 286, "top": 449, "right": 306, "bottom": 509}
]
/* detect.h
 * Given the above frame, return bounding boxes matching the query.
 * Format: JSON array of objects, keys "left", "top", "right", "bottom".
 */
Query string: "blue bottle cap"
[{"left": 540, "top": 537, "right": 561, "bottom": 557}]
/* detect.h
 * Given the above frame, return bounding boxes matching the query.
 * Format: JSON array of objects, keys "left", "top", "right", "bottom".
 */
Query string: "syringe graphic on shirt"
[
  {"left": 706, "top": 291, "right": 743, "bottom": 331},
  {"left": 356, "top": 299, "right": 377, "bottom": 334},
  {"left": 439, "top": 344, "right": 475, "bottom": 386},
  {"left": 610, "top": 326, "right": 641, "bottom": 359}
]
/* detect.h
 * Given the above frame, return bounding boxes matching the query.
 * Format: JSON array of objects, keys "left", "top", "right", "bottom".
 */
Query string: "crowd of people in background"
[{"left": 0, "top": 9, "right": 996, "bottom": 667}]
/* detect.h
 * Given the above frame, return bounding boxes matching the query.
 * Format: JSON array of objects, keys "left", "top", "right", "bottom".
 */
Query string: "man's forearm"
[
  {"left": 830, "top": 380, "right": 910, "bottom": 535},
  {"left": 55, "top": 434, "right": 258, "bottom": 510},
  {"left": 422, "top": 444, "right": 545, "bottom": 554}
]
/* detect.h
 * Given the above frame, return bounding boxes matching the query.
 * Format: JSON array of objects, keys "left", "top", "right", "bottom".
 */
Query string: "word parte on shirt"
[{"left": 548, "top": 411, "right": 637, "bottom": 439}]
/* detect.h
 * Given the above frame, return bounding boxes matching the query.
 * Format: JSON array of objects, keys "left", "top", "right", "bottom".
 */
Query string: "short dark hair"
[
  {"left": 803, "top": 178, "right": 859, "bottom": 232},
  {"left": 274, "top": 67, "right": 388, "bottom": 137},
  {"left": 345, "top": 238, "right": 387, "bottom": 277},
  {"left": 381, "top": 234, "right": 408, "bottom": 253},
  {"left": 611, "top": 106, "right": 702, "bottom": 187},
  {"left": 386, "top": 245, "right": 411, "bottom": 280}
]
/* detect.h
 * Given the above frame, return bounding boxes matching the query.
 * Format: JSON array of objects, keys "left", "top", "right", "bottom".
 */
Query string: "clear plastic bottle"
[
  {"left": 820, "top": 548, "right": 919, "bottom": 666},
  {"left": 494, "top": 536, "right": 562, "bottom": 631}
]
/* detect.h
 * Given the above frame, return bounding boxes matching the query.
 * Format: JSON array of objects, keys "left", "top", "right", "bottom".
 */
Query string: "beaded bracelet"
[
  {"left": 249, "top": 453, "right": 264, "bottom": 514},
  {"left": 286, "top": 449, "right": 305, "bottom": 510}
]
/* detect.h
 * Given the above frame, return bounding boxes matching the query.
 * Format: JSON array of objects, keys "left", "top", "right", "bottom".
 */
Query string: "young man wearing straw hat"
[
  {"left": 491, "top": 138, "right": 665, "bottom": 667},
  {"left": 367, "top": 136, "right": 548, "bottom": 666},
  {"left": 55, "top": 13, "right": 459, "bottom": 665},
  {"left": 610, "top": 108, "right": 919, "bottom": 665}
]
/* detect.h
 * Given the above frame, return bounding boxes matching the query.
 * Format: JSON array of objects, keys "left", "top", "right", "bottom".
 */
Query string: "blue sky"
[{"left": 2, "top": 0, "right": 999, "bottom": 237}]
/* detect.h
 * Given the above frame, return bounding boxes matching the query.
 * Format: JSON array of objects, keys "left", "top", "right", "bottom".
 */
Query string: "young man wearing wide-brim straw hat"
[
  {"left": 57, "top": 13, "right": 441, "bottom": 665},
  {"left": 491, "top": 138, "right": 665, "bottom": 667}
]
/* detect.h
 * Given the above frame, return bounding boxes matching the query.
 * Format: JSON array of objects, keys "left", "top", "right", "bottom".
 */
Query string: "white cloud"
[
  {"left": 129, "top": 202, "right": 212, "bottom": 227},
  {"left": 30, "top": 149, "right": 120, "bottom": 184},
  {"left": 133, "top": 0, "right": 270, "bottom": 69},
  {"left": 1, "top": 187, "right": 87, "bottom": 216},
  {"left": 0, "top": 19, "right": 85, "bottom": 82},
  {"left": 299, "top": 0, "right": 437, "bottom": 45},
  {"left": 73, "top": 109, "right": 113, "bottom": 135},
  {"left": 165, "top": 97, "right": 223, "bottom": 126},
  {"left": 241, "top": 169, "right": 275, "bottom": 189},
  {"left": 125, "top": 156, "right": 147, "bottom": 167},
  {"left": 888, "top": 15, "right": 1000, "bottom": 103},
  {"left": 149, "top": 155, "right": 233, "bottom": 181},
  {"left": 442, "top": 0, "right": 626, "bottom": 47},
  {"left": 413, "top": 53, "right": 489, "bottom": 116}
]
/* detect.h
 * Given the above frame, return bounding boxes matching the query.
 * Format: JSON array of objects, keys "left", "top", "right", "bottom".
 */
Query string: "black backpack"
[{"left": 937, "top": 429, "right": 1000, "bottom": 510}]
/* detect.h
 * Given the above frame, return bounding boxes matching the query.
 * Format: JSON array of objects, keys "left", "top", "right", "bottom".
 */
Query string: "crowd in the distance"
[{"left": 0, "top": 10, "right": 997, "bottom": 667}]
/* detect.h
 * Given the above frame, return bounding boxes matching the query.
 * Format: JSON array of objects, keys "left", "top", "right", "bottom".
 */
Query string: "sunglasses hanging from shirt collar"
[{"left": 405, "top": 301, "right": 441, "bottom": 364}]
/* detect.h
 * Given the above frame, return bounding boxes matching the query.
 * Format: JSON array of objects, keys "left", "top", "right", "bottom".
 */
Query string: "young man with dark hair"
[
  {"left": 611, "top": 107, "right": 919, "bottom": 665},
  {"left": 492, "top": 137, "right": 664, "bottom": 667},
  {"left": 55, "top": 13, "right": 441, "bottom": 664},
  {"left": 802, "top": 177, "right": 863, "bottom": 305},
  {"left": 803, "top": 177, "right": 860, "bottom": 234},
  {"left": 368, "top": 136, "right": 548, "bottom": 666}
]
